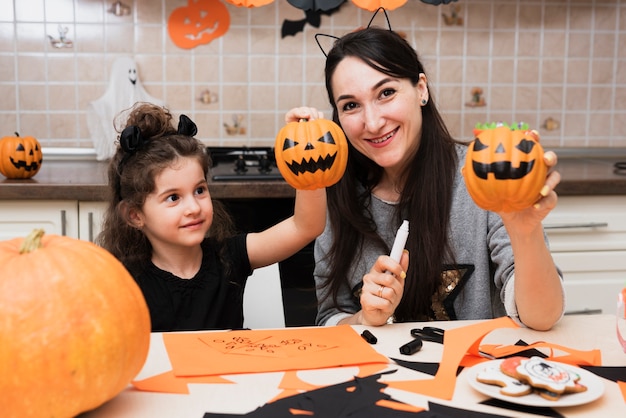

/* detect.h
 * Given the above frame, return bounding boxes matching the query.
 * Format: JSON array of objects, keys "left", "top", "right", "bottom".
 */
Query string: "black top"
[{"left": 125, "top": 235, "right": 252, "bottom": 332}]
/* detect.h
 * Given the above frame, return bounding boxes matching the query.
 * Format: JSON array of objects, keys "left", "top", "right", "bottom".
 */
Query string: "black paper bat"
[{"left": 281, "top": 3, "right": 344, "bottom": 38}]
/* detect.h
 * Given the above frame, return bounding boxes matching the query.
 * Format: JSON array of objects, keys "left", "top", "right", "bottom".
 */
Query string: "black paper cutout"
[
  {"left": 429, "top": 401, "right": 511, "bottom": 418},
  {"left": 420, "top": 0, "right": 459, "bottom": 5},
  {"left": 390, "top": 358, "right": 463, "bottom": 377},
  {"left": 287, "top": 0, "right": 345, "bottom": 11},
  {"left": 202, "top": 370, "right": 472, "bottom": 417},
  {"left": 281, "top": 4, "right": 344, "bottom": 38},
  {"left": 579, "top": 366, "right": 626, "bottom": 383},
  {"left": 479, "top": 399, "right": 564, "bottom": 418}
]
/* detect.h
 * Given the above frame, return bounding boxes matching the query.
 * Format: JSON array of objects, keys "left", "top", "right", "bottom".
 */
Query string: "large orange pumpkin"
[
  {"left": 461, "top": 123, "right": 547, "bottom": 212},
  {"left": 274, "top": 118, "right": 348, "bottom": 190},
  {"left": 167, "top": 0, "right": 231, "bottom": 49},
  {"left": 0, "top": 229, "right": 151, "bottom": 418},
  {"left": 0, "top": 132, "right": 43, "bottom": 179}
]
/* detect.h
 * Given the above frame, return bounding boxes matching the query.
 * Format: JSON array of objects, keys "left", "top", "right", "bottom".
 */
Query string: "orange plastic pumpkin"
[
  {"left": 167, "top": 0, "right": 230, "bottom": 49},
  {"left": 461, "top": 123, "right": 547, "bottom": 212},
  {"left": 274, "top": 118, "right": 348, "bottom": 190},
  {"left": 0, "top": 229, "right": 151, "bottom": 418},
  {"left": 0, "top": 132, "right": 43, "bottom": 179}
]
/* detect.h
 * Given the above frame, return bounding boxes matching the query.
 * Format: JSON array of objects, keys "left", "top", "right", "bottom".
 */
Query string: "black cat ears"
[{"left": 314, "top": 7, "right": 393, "bottom": 57}]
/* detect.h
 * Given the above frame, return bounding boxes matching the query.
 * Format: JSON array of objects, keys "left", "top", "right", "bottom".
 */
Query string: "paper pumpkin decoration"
[
  {"left": 0, "top": 132, "right": 43, "bottom": 179},
  {"left": 461, "top": 123, "right": 547, "bottom": 212},
  {"left": 168, "top": 0, "right": 231, "bottom": 49},
  {"left": 0, "top": 229, "right": 151, "bottom": 418},
  {"left": 351, "top": 0, "right": 407, "bottom": 12},
  {"left": 274, "top": 118, "right": 348, "bottom": 190}
]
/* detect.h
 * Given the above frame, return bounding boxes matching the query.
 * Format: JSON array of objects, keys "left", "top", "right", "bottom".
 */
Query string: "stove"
[{"left": 207, "top": 146, "right": 285, "bottom": 181}]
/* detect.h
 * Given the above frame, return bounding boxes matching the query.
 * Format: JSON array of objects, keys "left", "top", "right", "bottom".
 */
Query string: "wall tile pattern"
[{"left": 1, "top": 0, "right": 625, "bottom": 150}]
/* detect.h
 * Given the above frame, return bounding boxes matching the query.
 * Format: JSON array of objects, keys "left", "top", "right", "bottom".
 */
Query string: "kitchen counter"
[{"left": 1, "top": 152, "right": 626, "bottom": 201}]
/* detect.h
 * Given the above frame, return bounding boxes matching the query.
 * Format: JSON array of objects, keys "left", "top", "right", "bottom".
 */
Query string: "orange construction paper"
[
  {"left": 163, "top": 325, "right": 389, "bottom": 377},
  {"left": 376, "top": 399, "right": 424, "bottom": 413},
  {"left": 132, "top": 370, "right": 232, "bottom": 394},
  {"left": 478, "top": 342, "right": 602, "bottom": 366},
  {"left": 167, "top": 0, "right": 230, "bottom": 49},
  {"left": 383, "top": 316, "right": 519, "bottom": 400},
  {"left": 618, "top": 381, "right": 626, "bottom": 403}
]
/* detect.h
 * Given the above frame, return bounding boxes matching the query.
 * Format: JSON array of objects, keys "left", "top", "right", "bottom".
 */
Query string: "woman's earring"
[{"left": 421, "top": 99, "right": 428, "bottom": 106}]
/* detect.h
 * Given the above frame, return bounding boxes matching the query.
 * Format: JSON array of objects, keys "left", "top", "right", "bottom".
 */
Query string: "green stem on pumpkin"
[{"left": 19, "top": 228, "right": 45, "bottom": 254}]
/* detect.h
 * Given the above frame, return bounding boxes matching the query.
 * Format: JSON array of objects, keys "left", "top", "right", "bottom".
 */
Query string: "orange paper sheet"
[
  {"left": 477, "top": 341, "right": 602, "bottom": 366},
  {"left": 132, "top": 371, "right": 233, "bottom": 394},
  {"left": 384, "top": 316, "right": 519, "bottom": 400},
  {"left": 618, "top": 381, "right": 626, "bottom": 403},
  {"left": 163, "top": 325, "right": 389, "bottom": 377}
]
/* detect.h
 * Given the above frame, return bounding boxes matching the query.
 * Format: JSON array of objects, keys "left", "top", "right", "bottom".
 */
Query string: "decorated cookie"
[
  {"left": 512, "top": 356, "right": 587, "bottom": 397},
  {"left": 476, "top": 365, "right": 532, "bottom": 396}
]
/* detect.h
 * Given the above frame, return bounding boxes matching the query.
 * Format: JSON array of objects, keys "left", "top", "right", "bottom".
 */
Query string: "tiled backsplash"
[{"left": 1, "top": 0, "right": 625, "bottom": 152}]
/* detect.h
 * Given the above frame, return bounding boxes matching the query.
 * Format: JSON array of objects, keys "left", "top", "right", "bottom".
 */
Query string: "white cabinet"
[
  {"left": 78, "top": 201, "right": 107, "bottom": 242},
  {"left": 544, "top": 196, "right": 626, "bottom": 315},
  {"left": 0, "top": 200, "right": 79, "bottom": 240},
  {"left": 0, "top": 200, "right": 107, "bottom": 243}
]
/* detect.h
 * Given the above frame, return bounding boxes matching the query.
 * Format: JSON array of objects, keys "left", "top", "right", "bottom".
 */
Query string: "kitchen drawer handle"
[
  {"left": 60, "top": 210, "right": 66, "bottom": 236},
  {"left": 544, "top": 222, "right": 608, "bottom": 230},
  {"left": 564, "top": 308, "right": 603, "bottom": 315},
  {"left": 88, "top": 212, "right": 94, "bottom": 242}
]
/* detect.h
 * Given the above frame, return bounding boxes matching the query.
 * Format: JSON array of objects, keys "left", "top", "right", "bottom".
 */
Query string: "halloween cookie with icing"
[
  {"left": 502, "top": 356, "right": 587, "bottom": 400},
  {"left": 476, "top": 365, "right": 532, "bottom": 396}
]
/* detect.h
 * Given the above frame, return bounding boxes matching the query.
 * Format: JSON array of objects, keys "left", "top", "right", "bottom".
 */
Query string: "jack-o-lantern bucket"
[
  {"left": 461, "top": 122, "right": 547, "bottom": 212},
  {"left": 0, "top": 132, "right": 43, "bottom": 179},
  {"left": 274, "top": 118, "right": 348, "bottom": 190}
]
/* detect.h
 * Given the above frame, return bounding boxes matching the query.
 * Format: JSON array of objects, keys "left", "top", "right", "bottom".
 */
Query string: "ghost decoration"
[{"left": 86, "top": 57, "right": 164, "bottom": 161}]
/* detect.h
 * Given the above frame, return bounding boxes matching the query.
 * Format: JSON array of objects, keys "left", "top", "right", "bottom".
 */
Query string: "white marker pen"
[{"left": 389, "top": 220, "right": 409, "bottom": 262}]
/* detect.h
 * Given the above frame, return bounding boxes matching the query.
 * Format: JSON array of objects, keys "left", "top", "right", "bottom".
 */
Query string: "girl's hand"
[
  {"left": 498, "top": 150, "right": 561, "bottom": 234},
  {"left": 285, "top": 107, "right": 324, "bottom": 123},
  {"left": 358, "top": 251, "right": 408, "bottom": 326}
]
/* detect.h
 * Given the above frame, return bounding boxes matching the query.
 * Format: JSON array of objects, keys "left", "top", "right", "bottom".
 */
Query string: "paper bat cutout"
[{"left": 281, "top": 3, "right": 344, "bottom": 38}]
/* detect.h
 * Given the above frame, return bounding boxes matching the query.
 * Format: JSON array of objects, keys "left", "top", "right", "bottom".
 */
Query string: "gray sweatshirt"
[{"left": 314, "top": 145, "right": 564, "bottom": 326}]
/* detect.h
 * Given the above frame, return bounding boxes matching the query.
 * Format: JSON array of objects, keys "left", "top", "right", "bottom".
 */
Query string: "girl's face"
[
  {"left": 331, "top": 56, "right": 428, "bottom": 177},
  {"left": 132, "top": 157, "right": 213, "bottom": 251}
]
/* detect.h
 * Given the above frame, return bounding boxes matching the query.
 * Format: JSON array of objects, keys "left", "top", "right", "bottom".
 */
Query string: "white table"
[{"left": 82, "top": 315, "right": 626, "bottom": 417}]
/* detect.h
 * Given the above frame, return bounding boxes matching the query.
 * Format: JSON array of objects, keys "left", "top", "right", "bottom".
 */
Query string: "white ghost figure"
[{"left": 87, "top": 57, "right": 164, "bottom": 160}]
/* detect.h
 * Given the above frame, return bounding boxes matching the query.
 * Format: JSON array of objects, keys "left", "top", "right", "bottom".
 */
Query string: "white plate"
[{"left": 465, "top": 359, "right": 605, "bottom": 407}]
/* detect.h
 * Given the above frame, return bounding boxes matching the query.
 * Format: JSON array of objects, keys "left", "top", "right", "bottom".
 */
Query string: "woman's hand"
[
  {"left": 498, "top": 150, "right": 560, "bottom": 233},
  {"left": 285, "top": 107, "right": 324, "bottom": 123},
  {"left": 358, "top": 251, "right": 409, "bottom": 326}
]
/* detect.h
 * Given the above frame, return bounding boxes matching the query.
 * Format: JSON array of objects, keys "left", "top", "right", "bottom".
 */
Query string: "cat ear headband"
[
  {"left": 314, "top": 7, "right": 392, "bottom": 57},
  {"left": 116, "top": 114, "right": 198, "bottom": 198}
]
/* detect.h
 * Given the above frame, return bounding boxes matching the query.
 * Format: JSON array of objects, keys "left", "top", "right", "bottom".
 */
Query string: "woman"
[{"left": 287, "top": 27, "right": 563, "bottom": 331}]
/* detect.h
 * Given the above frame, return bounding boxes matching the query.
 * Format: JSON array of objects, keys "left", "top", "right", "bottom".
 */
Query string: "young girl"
[{"left": 97, "top": 103, "right": 326, "bottom": 332}]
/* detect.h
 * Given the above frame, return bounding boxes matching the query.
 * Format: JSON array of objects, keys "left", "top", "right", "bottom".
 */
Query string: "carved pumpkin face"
[
  {"left": 274, "top": 119, "right": 348, "bottom": 190},
  {"left": 167, "top": 0, "right": 230, "bottom": 49},
  {"left": 461, "top": 124, "right": 546, "bottom": 212},
  {"left": 0, "top": 133, "right": 43, "bottom": 179}
]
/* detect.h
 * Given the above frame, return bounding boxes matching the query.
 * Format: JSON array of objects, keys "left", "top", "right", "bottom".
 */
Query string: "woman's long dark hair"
[
  {"left": 97, "top": 103, "right": 234, "bottom": 267},
  {"left": 322, "top": 28, "right": 461, "bottom": 321}
]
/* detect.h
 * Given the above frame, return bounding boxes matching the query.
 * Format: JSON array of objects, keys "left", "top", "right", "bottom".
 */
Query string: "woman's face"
[{"left": 331, "top": 56, "right": 428, "bottom": 176}]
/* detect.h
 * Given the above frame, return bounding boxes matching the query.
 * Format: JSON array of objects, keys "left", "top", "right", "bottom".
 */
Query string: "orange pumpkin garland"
[
  {"left": 0, "top": 229, "right": 151, "bottom": 418},
  {"left": 461, "top": 123, "right": 547, "bottom": 212},
  {"left": 0, "top": 132, "right": 43, "bottom": 179},
  {"left": 274, "top": 118, "right": 348, "bottom": 190}
]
